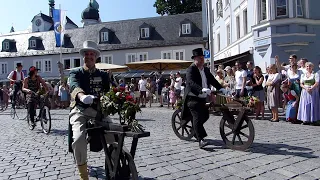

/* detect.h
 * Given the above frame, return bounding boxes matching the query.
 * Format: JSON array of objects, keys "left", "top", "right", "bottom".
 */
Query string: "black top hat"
[
  {"left": 16, "top": 63, "right": 22, "bottom": 67},
  {"left": 191, "top": 48, "right": 204, "bottom": 59}
]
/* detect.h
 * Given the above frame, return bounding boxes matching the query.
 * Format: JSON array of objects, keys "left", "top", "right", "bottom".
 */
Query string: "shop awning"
[{"left": 214, "top": 51, "right": 253, "bottom": 66}]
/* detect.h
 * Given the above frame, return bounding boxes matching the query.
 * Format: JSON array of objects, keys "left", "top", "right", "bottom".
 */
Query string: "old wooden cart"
[
  {"left": 81, "top": 98, "right": 150, "bottom": 180},
  {"left": 87, "top": 121, "right": 149, "bottom": 180},
  {"left": 171, "top": 93, "right": 255, "bottom": 151}
]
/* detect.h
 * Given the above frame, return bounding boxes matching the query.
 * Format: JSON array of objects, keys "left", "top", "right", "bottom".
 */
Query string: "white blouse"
[
  {"left": 287, "top": 70, "right": 302, "bottom": 79},
  {"left": 300, "top": 73, "right": 320, "bottom": 84},
  {"left": 267, "top": 73, "right": 280, "bottom": 84}
]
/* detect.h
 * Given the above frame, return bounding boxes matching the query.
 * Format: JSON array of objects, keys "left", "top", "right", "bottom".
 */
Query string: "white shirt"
[
  {"left": 298, "top": 67, "right": 307, "bottom": 74},
  {"left": 7, "top": 70, "right": 24, "bottom": 81},
  {"left": 174, "top": 77, "right": 182, "bottom": 90},
  {"left": 138, "top": 79, "right": 147, "bottom": 91},
  {"left": 235, "top": 70, "right": 247, "bottom": 90},
  {"left": 267, "top": 73, "right": 281, "bottom": 84},
  {"left": 198, "top": 68, "right": 208, "bottom": 98},
  {"left": 287, "top": 70, "right": 302, "bottom": 80}
]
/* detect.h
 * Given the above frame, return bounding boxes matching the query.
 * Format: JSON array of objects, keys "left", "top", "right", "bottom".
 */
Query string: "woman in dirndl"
[
  {"left": 215, "top": 69, "right": 228, "bottom": 105},
  {"left": 287, "top": 63, "right": 302, "bottom": 96},
  {"left": 281, "top": 83, "right": 299, "bottom": 123},
  {"left": 265, "top": 64, "right": 281, "bottom": 122},
  {"left": 297, "top": 62, "right": 320, "bottom": 125}
]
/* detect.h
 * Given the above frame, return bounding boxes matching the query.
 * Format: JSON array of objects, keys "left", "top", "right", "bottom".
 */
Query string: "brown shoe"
[{"left": 78, "top": 163, "right": 89, "bottom": 180}]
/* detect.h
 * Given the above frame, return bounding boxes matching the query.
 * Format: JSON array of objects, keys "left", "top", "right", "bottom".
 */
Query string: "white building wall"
[{"left": 0, "top": 44, "right": 203, "bottom": 81}]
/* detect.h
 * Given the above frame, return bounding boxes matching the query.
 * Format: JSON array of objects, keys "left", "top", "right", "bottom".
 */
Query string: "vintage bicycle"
[
  {"left": 27, "top": 92, "right": 52, "bottom": 134},
  {"left": 171, "top": 92, "right": 255, "bottom": 151},
  {"left": 10, "top": 90, "right": 28, "bottom": 120}
]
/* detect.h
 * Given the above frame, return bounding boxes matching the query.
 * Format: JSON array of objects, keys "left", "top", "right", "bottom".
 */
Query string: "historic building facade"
[
  {"left": 203, "top": 0, "right": 320, "bottom": 71},
  {"left": 0, "top": 0, "right": 204, "bottom": 84}
]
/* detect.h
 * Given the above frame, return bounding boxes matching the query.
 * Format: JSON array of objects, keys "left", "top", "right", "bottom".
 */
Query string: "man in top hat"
[
  {"left": 7, "top": 63, "right": 25, "bottom": 108},
  {"left": 68, "top": 40, "right": 110, "bottom": 180},
  {"left": 181, "top": 48, "right": 227, "bottom": 148}
]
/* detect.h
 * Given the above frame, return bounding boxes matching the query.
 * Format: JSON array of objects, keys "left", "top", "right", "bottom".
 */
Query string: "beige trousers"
[{"left": 69, "top": 107, "right": 98, "bottom": 165}]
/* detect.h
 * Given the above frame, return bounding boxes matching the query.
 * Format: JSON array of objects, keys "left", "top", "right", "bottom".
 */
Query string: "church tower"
[
  {"left": 49, "top": 0, "right": 55, "bottom": 17},
  {"left": 81, "top": 0, "right": 101, "bottom": 26}
]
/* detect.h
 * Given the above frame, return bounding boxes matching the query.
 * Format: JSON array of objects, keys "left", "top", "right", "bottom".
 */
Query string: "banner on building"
[{"left": 52, "top": 9, "right": 67, "bottom": 47}]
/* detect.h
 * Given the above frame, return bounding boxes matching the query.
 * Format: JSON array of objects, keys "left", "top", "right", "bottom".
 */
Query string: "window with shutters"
[
  {"left": 0, "top": 63, "right": 8, "bottom": 75},
  {"left": 173, "top": 50, "right": 185, "bottom": 60},
  {"left": 44, "top": 59, "right": 52, "bottom": 72},
  {"left": 103, "top": 55, "right": 113, "bottom": 64},
  {"left": 137, "top": 52, "right": 148, "bottom": 61},
  {"left": 126, "top": 53, "right": 136, "bottom": 63},
  {"left": 161, "top": 51, "right": 172, "bottom": 59}
]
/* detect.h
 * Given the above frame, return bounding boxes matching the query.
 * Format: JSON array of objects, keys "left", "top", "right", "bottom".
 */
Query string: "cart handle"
[{"left": 211, "top": 91, "right": 247, "bottom": 106}]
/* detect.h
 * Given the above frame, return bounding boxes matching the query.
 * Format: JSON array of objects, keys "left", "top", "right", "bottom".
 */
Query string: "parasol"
[
  {"left": 66, "top": 63, "right": 128, "bottom": 72},
  {"left": 125, "top": 59, "right": 193, "bottom": 73}
]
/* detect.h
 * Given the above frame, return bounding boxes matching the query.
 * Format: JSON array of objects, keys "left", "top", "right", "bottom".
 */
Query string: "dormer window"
[
  {"left": 182, "top": 23, "right": 191, "bottom": 34},
  {"left": 3, "top": 42, "right": 9, "bottom": 50},
  {"left": 1, "top": 39, "right": 17, "bottom": 52},
  {"left": 180, "top": 19, "right": 196, "bottom": 37},
  {"left": 141, "top": 28, "right": 150, "bottom": 38},
  {"left": 30, "top": 40, "right": 36, "bottom": 48},
  {"left": 101, "top": 32, "right": 109, "bottom": 42},
  {"left": 139, "top": 23, "right": 153, "bottom": 40},
  {"left": 99, "top": 28, "right": 113, "bottom": 44},
  {"left": 28, "top": 36, "right": 44, "bottom": 50}
]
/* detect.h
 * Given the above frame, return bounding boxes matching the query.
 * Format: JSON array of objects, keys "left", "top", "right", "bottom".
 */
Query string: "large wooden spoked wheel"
[
  {"left": 171, "top": 109, "right": 195, "bottom": 141},
  {"left": 105, "top": 145, "right": 138, "bottom": 180},
  {"left": 219, "top": 112, "right": 255, "bottom": 151}
]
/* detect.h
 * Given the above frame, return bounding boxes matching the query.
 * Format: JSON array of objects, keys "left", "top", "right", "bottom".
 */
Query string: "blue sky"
[{"left": 0, "top": 0, "right": 159, "bottom": 34}]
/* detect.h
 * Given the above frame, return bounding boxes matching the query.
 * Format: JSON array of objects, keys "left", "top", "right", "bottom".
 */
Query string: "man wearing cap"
[
  {"left": 68, "top": 41, "right": 110, "bottom": 180},
  {"left": 181, "top": 48, "right": 227, "bottom": 148},
  {"left": 7, "top": 63, "right": 25, "bottom": 108}
]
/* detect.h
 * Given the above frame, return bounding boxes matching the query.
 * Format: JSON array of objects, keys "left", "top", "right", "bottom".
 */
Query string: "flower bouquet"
[
  {"left": 100, "top": 87, "right": 144, "bottom": 132},
  {"left": 243, "top": 96, "right": 260, "bottom": 108}
]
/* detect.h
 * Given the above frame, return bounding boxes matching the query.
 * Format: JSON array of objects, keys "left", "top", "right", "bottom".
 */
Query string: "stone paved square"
[{"left": 0, "top": 107, "right": 319, "bottom": 180}]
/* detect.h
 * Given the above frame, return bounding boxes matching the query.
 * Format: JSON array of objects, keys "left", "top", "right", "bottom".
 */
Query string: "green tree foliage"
[{"left": 154, "top": 0, "right": 202, "bottom": 16}]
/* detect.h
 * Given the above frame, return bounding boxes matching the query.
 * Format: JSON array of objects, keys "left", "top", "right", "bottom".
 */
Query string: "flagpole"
[
  {"left": 58, "top": 4, "right": 64, "bottom": 84},
  {"left": 59, "top": 4, "right": 62, "bottom": 64}
]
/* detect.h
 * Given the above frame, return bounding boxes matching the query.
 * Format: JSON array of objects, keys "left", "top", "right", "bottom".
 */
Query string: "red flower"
[
  {"left": 119, "top": 93, "right": 123, "bottom": 98},
  {"left": 119, "top": 87, "right": 125, "bottom": 92},
  {"left": 113, "top": 87, "right": 118, "bottom": 92},
  {"left": 126, "top": 95, "right": 133, "bottom": 101},
  {"left": 133, "top": 100, "right": 137, "bottom": 104}
]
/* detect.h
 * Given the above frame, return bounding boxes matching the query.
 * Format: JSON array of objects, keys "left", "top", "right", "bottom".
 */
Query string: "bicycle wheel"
[
  {"left": 40, "top": 106, "right": 51, "bottom": 134},
  {"left": 10, "top": 108, "right": 15, "bottom": 119},
  {"left": 15, "top": 104, "right": 28, "bottom": 120},
  {"left": 105, "top": 145, "right": 138, "bottom": 180}
]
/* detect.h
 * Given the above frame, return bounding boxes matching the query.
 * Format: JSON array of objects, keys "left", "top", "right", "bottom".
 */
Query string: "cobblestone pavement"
[{"left": 0, "top": 106, "right": 319, "bottom": 180}]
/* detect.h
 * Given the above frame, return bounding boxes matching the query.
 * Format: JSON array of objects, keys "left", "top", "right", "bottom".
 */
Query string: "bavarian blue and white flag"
[{"left": 52, "top": 9, "right": 67, "bottom": 47}]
